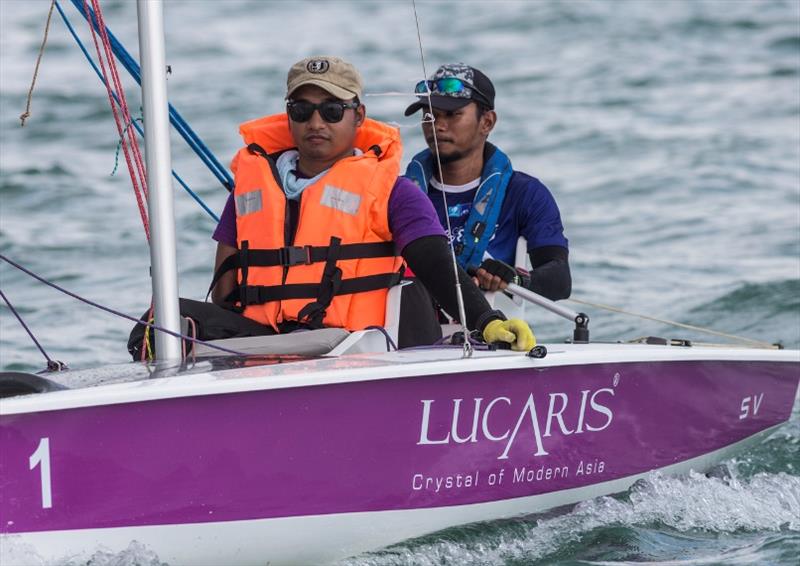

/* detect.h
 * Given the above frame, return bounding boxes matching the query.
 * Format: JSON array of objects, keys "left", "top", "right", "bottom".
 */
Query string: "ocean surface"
[{"left": 1, "top": 0, "right": 798, "bottom": 564}]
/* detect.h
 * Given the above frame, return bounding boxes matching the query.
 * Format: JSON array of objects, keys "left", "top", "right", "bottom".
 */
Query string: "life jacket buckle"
[
  {"left": 243, "top": 286, "right": 261, "bottom": 305},
  {"left": 280, "top": 245, "right": 313, "bottom": 266}
]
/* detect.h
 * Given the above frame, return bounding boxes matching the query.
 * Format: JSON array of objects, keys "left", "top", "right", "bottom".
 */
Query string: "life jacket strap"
[
  {"left": 296, "top": 236, "right": 343, "bottom": 329},
  {"left": 207, "top": 241, "right": 397, "bottom": 300},
  {"left": 227, "top": 272, "right": 403, "bottom": 306},
  {"left": 247, "top": 143, "right": 269, "bottom": 158},
  {"left": 235, "top": 240, "right": 250, "bottom": 313}
]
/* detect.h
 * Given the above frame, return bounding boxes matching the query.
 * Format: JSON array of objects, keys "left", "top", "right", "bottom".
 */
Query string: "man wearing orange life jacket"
[{"left": 210, "top": 55, "right": 535, "bottom": 350}]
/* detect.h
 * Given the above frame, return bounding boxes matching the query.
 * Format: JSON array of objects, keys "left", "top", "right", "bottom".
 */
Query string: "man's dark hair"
[{"left": 476, "top": 103, "right": 491, "bottom": 119}]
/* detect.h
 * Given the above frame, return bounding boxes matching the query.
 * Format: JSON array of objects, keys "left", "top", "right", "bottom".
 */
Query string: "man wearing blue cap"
[{"left": 404, "top": 64, "right": 571, "bottom": 300}]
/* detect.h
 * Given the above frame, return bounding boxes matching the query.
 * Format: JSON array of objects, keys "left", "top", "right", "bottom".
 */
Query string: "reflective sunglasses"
[
  {"left": 414, "top": 77, "right": 489, "bottom": 102},
  {"left": 286, "top": 99, "right": 360, "bottom": 123}
]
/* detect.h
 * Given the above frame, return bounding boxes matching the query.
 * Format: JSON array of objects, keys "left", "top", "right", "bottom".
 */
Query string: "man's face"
[
  {"left": 288, "top": 84, "right": 364, "bottom": 166},
  {"left": 421, "top": 102, "right": 492, "bottom": 164}
]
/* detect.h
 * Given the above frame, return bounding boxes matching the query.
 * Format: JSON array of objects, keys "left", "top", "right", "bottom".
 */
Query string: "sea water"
[{"left": 0, "top": 0, "right": 798, "bottom": 564}]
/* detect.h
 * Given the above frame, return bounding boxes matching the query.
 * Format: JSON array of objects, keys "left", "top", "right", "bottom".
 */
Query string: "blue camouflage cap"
[{"left": 405, "top": 63, "right": 495, "bottom": 116}]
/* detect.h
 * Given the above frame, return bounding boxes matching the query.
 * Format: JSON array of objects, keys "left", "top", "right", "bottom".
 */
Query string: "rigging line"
[
  {"left": 66, "top": 0, "right": 234, "bottom": 191},
  {"left": 0, "top": 254, "right": 251, "bottom": 358},
  {"left": 111, "top": 116, "right": 143, "bottom": 176},
  {"left": 19, "top": 0, "right": 57, "bottom": 127},
  {"left": 0, "top": 288, "right": 60, "bottom": 368},
  {"left": 566, "top": 297, "right": 777, "bottom": 349},
  {"left": 173, "top": 169, "right": 220, "bottom": 223},
  {"left": 63, "top": 0, "right": 233, "bottom": 195},
  {"left": 89, "top": 0, "right": 148, "bottom": 199},
  {"left": 411, "top": 0, "right": 472, "bottom": 358},
  {"left": 82, "top": 0, "right": 150, "bottom": 240},
  {"left": 142, "top": 305, "right": 154, "bottom": 362},
  {"left": 53, "top": 0, "right": 218, "bottom": 222},
  {"left": 364, "top": 91, "right": 421, "bottom": 97}
]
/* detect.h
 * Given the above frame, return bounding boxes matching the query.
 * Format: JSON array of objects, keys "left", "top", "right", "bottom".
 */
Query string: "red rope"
[
  {"left": 83, "top": 0, "right": 150, "bottom": 240},
  {"left": 84, "top": 1, "right": 161, "bottom": 360},
  {"left": 90, "top": 0, "right": 148, "bottom": 197}
]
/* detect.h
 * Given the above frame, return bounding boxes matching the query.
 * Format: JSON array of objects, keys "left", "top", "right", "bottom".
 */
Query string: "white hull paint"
[{"left": 3, "top": 342, "right": 798, "bottom": 415}]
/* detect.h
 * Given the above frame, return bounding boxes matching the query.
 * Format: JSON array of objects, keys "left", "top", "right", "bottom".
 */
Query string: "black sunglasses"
[{"left": 286, "top": 99, "right": 360, "bottom": 123}]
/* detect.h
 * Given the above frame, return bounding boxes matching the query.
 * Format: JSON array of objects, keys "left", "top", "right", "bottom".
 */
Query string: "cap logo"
[{"left": 306, "top": 59, "right": 329, "bottom": 74}]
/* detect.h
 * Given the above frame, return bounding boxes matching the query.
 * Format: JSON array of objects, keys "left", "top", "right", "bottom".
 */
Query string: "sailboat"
[{"left": 1, "top": 1, "right": 798, "bottom": 565}]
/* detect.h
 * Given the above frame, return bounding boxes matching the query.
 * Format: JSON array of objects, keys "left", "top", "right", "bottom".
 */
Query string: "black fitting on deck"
[
  {"left": 573, "top": 312, "right": 590, "bottom": 343},
  {"left": 527, "top": 345, "right": 548, "bottom": 358}
]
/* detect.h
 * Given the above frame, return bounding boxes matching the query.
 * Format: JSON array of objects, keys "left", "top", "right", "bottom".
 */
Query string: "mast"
[{"left": 136, "top": 0, "right": 182, "bottom": 360}]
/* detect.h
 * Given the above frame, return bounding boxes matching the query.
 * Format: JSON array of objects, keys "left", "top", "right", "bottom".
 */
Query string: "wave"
[
  {"left": 0, "top": 538, "right": 167, "bottom": 566},
  {"left": 343, "top": 467, "right": 800, "bottom": 566},
  {"left": 686, "top": 279, "right": 800, "bottom": 348},
  {"left": 694, "top": 279, "right": 800, "bottom": 314},
  {"left": 769, "top": 36, "right": 800, "bottom": 52}
]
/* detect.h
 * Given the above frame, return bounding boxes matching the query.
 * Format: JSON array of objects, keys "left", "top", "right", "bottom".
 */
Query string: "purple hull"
[{"left": 1, "top": 359, "right": 797, "bottom": 534}]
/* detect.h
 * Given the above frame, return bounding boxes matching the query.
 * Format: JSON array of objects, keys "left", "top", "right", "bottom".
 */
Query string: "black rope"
[
  {"left": 0, "top": 253, "right": 249, "bottom": 358},
  {"left": 0, "top": 288, "right": 66, "bottom": 371}
]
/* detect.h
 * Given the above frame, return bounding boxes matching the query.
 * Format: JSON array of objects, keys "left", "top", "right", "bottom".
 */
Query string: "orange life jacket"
[{"left": 223, "top": 113, "right": 404, "bottom": 331}]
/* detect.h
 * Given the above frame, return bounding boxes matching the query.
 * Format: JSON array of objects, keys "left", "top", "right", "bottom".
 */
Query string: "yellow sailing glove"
[{"left": 482, "top": 318, "right": 536, "bottom": 352}]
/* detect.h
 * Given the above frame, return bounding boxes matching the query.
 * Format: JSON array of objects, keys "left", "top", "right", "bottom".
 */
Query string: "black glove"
[{"left": 481, "top": 258, "right": 526, "bottom": 284}]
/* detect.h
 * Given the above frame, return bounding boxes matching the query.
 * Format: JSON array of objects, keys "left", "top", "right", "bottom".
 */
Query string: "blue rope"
[
  {"left": 108, "top": 117, "right": 218, "bottom": 220},
  {"left": 66, "top": 0, "right": 234, "bottom": 191},
  {"left": 173, "top": 169, "right": 220, "bottom": 221},
  {"left": 55, "top": 0, "right": 220, "bottom": 222}
]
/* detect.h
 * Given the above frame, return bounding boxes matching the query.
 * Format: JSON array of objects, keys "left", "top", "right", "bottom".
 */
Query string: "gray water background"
[{"left": 0, "top": 0, "right": 798, "bottom": 564}]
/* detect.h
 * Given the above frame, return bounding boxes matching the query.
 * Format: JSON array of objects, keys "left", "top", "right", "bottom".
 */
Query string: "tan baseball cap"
[{"left": 286, "top": 56, "right": 363, "bottom": 100}]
